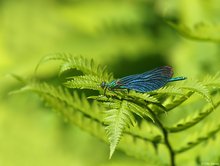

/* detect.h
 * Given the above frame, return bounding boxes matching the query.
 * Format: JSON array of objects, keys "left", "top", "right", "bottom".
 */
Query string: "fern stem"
[{"left": 146, "top": 106, "right": 176, "bottom": 166}]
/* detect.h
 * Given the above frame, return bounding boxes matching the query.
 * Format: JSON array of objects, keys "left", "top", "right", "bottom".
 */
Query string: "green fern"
[
  {"left": 177, "top": 79, "right": 213, "bottom": 105},
  {"left": 17, "top": 81, "right": 105, "bottom": 122},
  {"left": 167, "top": 100, "right": 220, "bottom": 133},
  {"left": 152, "top": 85, "right": 184, "bottom": 96},
  {"left": 203, "top": 72, "right": 220, "bottom": 88},
  {"left": 36, "top": 53, "right": 113, "bottom": 81},
  {"left": 126, "top": 101, "right": 155, "bottom": 122},
  {"left": 104, "top": 100, "right": 136, "bottom": 159},
  {"left": 64, "top": 75, "right": 102, "bottom": 91},
  {"left": 13, "top": 54, "right": 220, "bottom": 166},
  {"left": 175, "top": 123, "right": 220, "bottom": 154},
  {"left": 162, "top": 91, "right": 193, "bottom": 111},
  {"left": 128, "top": 91, "right": 159, "bottom": 103},
  {"left": 166, "top": 21, "right": 220, "bottom": 42}
]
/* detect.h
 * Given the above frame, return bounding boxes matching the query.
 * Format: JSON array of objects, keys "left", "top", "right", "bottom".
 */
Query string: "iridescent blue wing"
[{"left": 117, "top": 66, "right": 173, "bottom": 93}]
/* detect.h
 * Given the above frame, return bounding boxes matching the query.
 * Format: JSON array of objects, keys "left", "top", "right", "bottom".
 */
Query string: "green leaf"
[
  {"left": 20, "top": 81, "right": 105, "bottom": 121},
  {"left": 163, "top": 92, "right": 193, "bottom": 111},
  {"left": 153, "top": 85, "right": 184, "bottom": 96},
  {"left": 175, "top": 123, "right": 220, "bottom": 154},
  {"left": 34, "top": 52, "right": 70, "bottom": 74},
  {"left": 167, "top": 21, "right": 220, "bottom": 42},
  {"left": 126, "top": 120, "right": 163, "bottom": 143},
  {"left": 167, "top": 100, "right": 220, "bottom": 133},
  {"left": 127, "top": 101, "right": 155, "bottom": 122},
  {"left": 128, "top": 91, "right": 159, "bottom": 103},
  {"left": 9, "top": 73, "right": 27, "bottom": 84},
  {"left": 179, "top": 79, "right": 213, "bottom": 105},
  {"left": 203, "top": 72, "right": 220, "bottom": 88},
  {"left": 64, "top": 75, "right": 102, "bottom": 91},
  {"left": 35, "top": 53, "right": 113, "bottom": 81},
  {"left": 104, "top": 100, "right": 135, "bottom": 159},
  {"left": 58, "top": 54, "right": 113, "bottom": 81}
]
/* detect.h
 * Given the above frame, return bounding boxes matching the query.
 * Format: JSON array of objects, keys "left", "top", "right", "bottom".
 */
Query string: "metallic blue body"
[{"left": 101, "top": 66, "right": 186, "bottom": 93}]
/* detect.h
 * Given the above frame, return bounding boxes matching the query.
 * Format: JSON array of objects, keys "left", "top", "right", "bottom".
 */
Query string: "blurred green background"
[{"left": 1, "top": 0, "right": 220, "bottom": 166}]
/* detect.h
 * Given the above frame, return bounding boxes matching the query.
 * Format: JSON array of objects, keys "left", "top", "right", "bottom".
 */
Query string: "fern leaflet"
[
  {"left": 167, "top": 100, "right": 220, "bottom": 133},
  {"left": 175, "top": 123, "right": 220, "bottom": 154},
  {"left": 104, "top": 100, "right": 136, "bottom": 158}
]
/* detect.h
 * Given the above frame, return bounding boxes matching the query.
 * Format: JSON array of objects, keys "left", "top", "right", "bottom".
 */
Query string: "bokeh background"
[{"left": 1, "top": 0, "right": 220, "bottom": 166}]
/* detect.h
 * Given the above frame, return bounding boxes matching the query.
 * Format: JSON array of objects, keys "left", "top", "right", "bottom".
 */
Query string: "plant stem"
[{"left": 147, "top": 107, "right": 176, "bottom": 166}]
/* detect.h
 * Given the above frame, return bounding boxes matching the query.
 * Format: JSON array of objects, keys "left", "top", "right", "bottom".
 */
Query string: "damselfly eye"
[{"left": 100, "top": 81, "right": 106, "bottom": 88}]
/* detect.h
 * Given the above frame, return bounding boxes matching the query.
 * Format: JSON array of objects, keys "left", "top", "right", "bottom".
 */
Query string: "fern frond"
[
  {"left": 128, "top": 91, "right": 159, "bottom": 103},
  {"left": 58, "top": 54, "right": 113, "bottom": 81},
  {"left": 39, "top": 86, "right": 164, "bottom": 164},
  {"left": 117, "top": 134, "right": 167, "bottom": 165},
  {"left": 18, "top": 81, "right": 165, "bottom": 163},
  {"left": 102, "top": 102, "right": 122, "bottom": 110},
  {"left": 35, "top": 53, "right": 113, "bottom": 81},
  {"left": 89, "top": 95, "right": 126, "bottom": 109},
  {"left": 153, "top": 85, "right": 184, "bottom": 96},
  {"left": 175, "top": 123, "right": 220, "bottom": 154},
  {"left": 89, "top": 95, "right": 162, "bottom": 146},
  {"left": 104, "top": 100, "right": 136, "bottom": 159},
  {"left": 9, "top": 73, "right": 27, "bottom": 84},
  {"left": 178, "top": 79, "right": 213, "bottom": 105},
  {"left": 93, "top": 92, "right": 156, "bottom": 122},
  {"left": 126, "top": 120, "right": 163, "bottom": 143},
  {"left": 89, "top": 94, "right": 112, "bottom": 100},
  {"left": 64, "top": 75, "right": 101, "bottom": 91},
  {"left": 33, "top": 86, "right": 108, "bottom": 142},
  {"left": 167, "top": 100, "right": 220, "bottom": 133},
  {"left": 146, "top": 102, "right": 167, "bottom": 115},
  {"left": 34, "top": 53, "right": 70, "bottom": 73},
  {"left": 127, "top": 101, "right": 155, "bottom": 122},
  {"left": 19, "top": 54, "right": 220, "bottom": 165},
  {"left": 203, "top": 72, "right": 220, "bottom": 88},
  {"left": 166, "top": 21, "right": 220, "bottom": 42},
  {"left": 23, "top": 81, "right": 105, "bottom": 121},
  {"left": 163, "top": 92, "right": 193, "bottom": 111},
  {"left": 60, "top": 55, "right": 112, "bottom": 80}
]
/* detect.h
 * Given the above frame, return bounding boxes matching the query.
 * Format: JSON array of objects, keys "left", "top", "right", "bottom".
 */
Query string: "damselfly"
[{"left": 100, "top": 66, "right": 186, "bottom": 94}]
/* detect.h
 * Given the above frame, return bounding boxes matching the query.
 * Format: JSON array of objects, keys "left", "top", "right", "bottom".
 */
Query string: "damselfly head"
[{"left": 100, "top": 81, "right": 106, "bottom": 89}]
